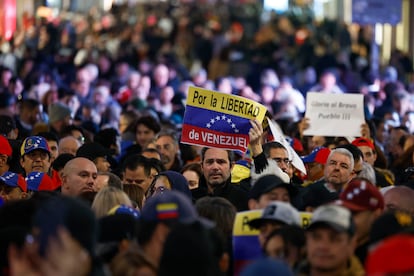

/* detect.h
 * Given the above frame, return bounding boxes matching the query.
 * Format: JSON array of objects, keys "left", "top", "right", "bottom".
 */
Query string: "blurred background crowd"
[{"left": 0, "top": 0, "right": 414, "bottom": 275}]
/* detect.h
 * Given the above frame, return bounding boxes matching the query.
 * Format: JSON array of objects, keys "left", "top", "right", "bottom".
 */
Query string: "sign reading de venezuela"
[{"left": 181, "top": 86, "right": 267, "bottom": 152}]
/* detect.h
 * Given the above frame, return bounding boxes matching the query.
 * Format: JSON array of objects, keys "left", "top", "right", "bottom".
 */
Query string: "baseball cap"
[
  {"left": 20, "top": 136, "right": 50, "bottom": 156},
  {"left": 0, "top": 136, "right": 12, "bottom": 157},
  {"left": 336, "top": 178, "right": 384, "bottom": 212},
  {"left": 107, "top": 204, "right": 140, "bottom": 219},
  {"left": 351, "top": 137, "right": 375, "bottom": 150},
  {"left": 141, "top": 190, "right": 213, "bottom": 227},
  {"left": 0, "top": 172, "right": 27, "bottom": 192},
  {"left": 308, "top": 204, "right": 355, "bottom": 235},
  {"left": 369, "top": 210, "right": 414, "bottom": 245},
  {"left": 25, "top": 172, "right": 55, "bottom": 192},
  {"left": 76, "top": 142, "right": 111, "bottom": 161},
  {"left": 240, "top": 258, "right": 294, "bottom": 276},
  {"left": 249, "top": 174, "right": 297, "bottom": 200},
  {"left": 301, "top": 147, "right": 331, "bottom": 164},
  {"left": 366, "top": 234, "right": 414, "bottom": 275},
  {"left": 248, "top": 201, "right": 301, "bottom": 229}
]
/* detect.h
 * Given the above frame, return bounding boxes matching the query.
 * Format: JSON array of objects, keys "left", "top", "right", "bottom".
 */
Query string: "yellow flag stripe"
[{"left": 186, "top": 86, "right": 267, "bottom": 121}]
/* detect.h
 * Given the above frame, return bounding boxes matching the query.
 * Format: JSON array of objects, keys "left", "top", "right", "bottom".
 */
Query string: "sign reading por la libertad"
[{"left": 181, "top": 86, "right": 267, "bottom": 152}]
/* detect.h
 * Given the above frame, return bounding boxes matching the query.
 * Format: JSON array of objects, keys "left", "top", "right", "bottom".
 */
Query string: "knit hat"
[
  {"left": 0, "top": 172, "right": 27, "bottom": 192},
  {"left": 48, "top": 102, "right": 72, "bottom": 124}
]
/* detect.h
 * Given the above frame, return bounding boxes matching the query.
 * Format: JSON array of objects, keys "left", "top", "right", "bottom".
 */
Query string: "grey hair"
[
  {"left": 328, "top": 148, "right": 354, "bottom": 171},
  {"left": 357, "top": 162, "right": 376, "bottom": 184}
]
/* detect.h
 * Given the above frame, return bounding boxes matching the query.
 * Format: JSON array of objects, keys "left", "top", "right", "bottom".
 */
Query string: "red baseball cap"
[
  {"left": 336, "top": 178, "right": 384, "bottom": 212},
  {"left": 351, "top": 137, "right": 375, "bottom": 150}
]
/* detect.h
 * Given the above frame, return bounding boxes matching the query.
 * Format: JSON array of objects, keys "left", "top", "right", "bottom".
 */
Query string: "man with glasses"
[
  {"left": 20, "top": 136, "right": 52, "bottom": 176},
  {"left": 263, "top": 141, "right": 293, "bottom": 178},
  {"left": 19, "top": 136, "right": 60, "bottom": 191}
]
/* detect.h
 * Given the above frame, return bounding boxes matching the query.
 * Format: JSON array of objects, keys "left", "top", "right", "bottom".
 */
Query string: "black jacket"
[{"left": 191, "top": 176, "right": 249, "bottom": 211}]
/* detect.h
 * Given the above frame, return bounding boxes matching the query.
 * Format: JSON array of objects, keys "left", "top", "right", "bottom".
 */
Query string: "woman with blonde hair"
[{"left": 91, "top": 186, "right": 132, "bottom": 218}]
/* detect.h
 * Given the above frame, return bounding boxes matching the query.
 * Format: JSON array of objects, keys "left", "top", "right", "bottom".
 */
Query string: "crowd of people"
[{"left": 0, "top": 2, "right": 414, "bottom": 275}]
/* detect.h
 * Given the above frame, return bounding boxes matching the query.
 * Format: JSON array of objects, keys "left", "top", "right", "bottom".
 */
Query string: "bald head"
[
  {"left": 384, "top": 186, "right": 414, "bottom": 215},
  {"left": 59, "top": 136, "right": 81, "bottom": 156},
  {"left": 61, "top": 157, "right": 98, "bottom": 197}
]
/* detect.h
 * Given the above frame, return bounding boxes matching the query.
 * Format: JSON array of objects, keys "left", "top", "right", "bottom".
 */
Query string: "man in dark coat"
[{"left": 192, "top": 147, "right": 249, "bottom": 211}]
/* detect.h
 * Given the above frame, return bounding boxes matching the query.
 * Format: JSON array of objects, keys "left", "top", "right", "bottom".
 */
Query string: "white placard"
[{"left": 303, "top": 92, "right": 365, "bottom": 137}]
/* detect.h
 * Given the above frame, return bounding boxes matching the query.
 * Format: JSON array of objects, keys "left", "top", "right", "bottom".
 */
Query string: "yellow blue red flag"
[{"left": 181, "top": 86, "right": 267, "bottom": 152}]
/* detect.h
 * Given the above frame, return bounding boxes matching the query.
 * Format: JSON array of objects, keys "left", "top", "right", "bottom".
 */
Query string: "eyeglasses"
[
  {"left": 273, "top": 158, "right": 292, "bottom": 166},
  {"left": 25, "top": 151, "right": 49, "bottom": 161}
]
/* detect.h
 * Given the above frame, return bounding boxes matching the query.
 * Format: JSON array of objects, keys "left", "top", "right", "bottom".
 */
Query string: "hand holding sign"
[
  {"left": 303, "top": 93, "right": 365, "bottom": 137},
  {"left": 181, "top": 86, "right": 267, "bottom": 152}
]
